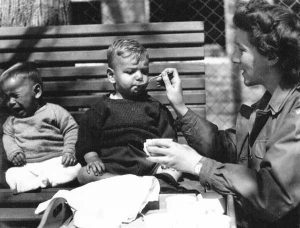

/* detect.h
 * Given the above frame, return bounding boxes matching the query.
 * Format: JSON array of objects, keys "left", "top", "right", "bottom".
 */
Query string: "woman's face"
[{"left": 232, "top": 29, "right": 270, "bottom": 87}]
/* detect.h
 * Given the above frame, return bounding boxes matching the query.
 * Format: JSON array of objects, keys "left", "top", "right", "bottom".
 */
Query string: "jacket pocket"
[
  {"left": 252, "top": 140, "right": 267, "bottom": 159},
  {"left": 250, "top": 139, "right": 268, "bottom": 170}
]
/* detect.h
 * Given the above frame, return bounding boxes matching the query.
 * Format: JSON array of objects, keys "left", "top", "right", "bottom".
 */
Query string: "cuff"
[
  {"left": 62, "top": 148, "right": 75, "bottom": 155},
  {"left": 198, "top": 157, "right": 219, "bottom": 190},
  {"left": 7, "top": 150, "right": 24, "bottom": 162},
  {"left": 175, "top": 108, "right": 196, "bottom": 130}
]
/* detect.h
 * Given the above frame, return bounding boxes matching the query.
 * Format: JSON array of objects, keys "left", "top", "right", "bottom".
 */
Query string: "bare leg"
[{"left": 77, "top": 166, "right": 117, "bottom": 185}]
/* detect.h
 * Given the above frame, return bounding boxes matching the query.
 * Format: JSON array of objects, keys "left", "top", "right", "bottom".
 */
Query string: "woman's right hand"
[
  {"left": 145, "top": 139, "right": 203, "bottom": 174},
  {"left": 160, "top": 68, "right": 188, "bottom": 117}
]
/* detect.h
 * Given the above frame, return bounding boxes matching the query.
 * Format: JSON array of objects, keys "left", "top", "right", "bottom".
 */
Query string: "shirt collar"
[{"left": 267, "top": 85, "right": 297, "bottom": 115}]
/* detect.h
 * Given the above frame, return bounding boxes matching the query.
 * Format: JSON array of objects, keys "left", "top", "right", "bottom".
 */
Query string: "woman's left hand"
[{"left": 146, "top": 139, "right": 203, "bottom": 174}]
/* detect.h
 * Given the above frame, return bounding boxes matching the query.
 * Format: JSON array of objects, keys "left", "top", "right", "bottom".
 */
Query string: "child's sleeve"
[
  {"left": 2, "top": 117, "right": 24, "bottom": 162},
  {"left": 158, "top": 104, "right": 178, "bottom": 142},
  {"left": 54, "top": 105, "right": 78, "bottom": 155},
  {"left": 75, "top": 108, "right": 102, "bottom": 165}
]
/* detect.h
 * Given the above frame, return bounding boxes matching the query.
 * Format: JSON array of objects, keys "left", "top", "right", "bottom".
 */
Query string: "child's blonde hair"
[{"left": 107, "top": 39, "right": 149, "bottom": 68}]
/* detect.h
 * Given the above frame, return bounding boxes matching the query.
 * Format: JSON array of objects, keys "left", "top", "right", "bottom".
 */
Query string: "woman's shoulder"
[{"left": 282, "top": 85, "right": 300, "bottom": 113}]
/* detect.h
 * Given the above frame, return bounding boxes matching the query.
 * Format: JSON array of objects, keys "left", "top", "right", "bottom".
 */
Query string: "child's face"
[
  {"left": 1, "top": 77, "right": 39, "bottom": 118},
  {"left": 110, "top": 54, "right": 149, "bottom": 99}
]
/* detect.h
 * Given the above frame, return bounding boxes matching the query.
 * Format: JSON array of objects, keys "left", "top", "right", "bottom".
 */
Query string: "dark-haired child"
[{"left": 0, "top": 62, "right": 81, "bottom": 193}]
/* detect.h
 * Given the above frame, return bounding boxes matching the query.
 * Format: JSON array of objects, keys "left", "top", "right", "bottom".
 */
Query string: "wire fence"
[{"left": 70, "top": 0, "right": 299, "bottom": 129}]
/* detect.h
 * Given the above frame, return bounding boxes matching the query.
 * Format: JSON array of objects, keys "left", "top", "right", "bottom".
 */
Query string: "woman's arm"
[
  {"left": 160, "top": 68, "right": 237, "bottom": 161},
  {"left": 179, "top": 108, "right": 237, "bottom": 162},
  {"left": 147, "top": 100, "right": 300, "bottom": 223}
]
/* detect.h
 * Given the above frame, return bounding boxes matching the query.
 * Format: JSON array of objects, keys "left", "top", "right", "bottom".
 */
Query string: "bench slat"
[
  {"left": 38, "top": 63, "right": 205, "bottom": 78},
  {"left": 43, "top": 77, "right": 205, "bottom": 92},
  {"left": 0, "top": 208, "right": 41, "bottom": 222},
  {"left": 0, "top": 47, "right": 204, "bottom": 65},
  {"left": 0, "top": 21, "right": 204, "bottom": 38},
  {"left": 0, "top": 33, "right": 204, "bottom": 51},
  {"left": 0, "top": 192, "right": 56, "bottom": 207}
]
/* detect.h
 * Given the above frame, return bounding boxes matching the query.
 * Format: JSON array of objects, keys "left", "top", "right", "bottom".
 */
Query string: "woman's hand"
[
  {"left": 145, "top": 138, "right": 202, "bottom": 174},
  {"left": 159, "top": 68, "right": 188, "bottom": 117}
]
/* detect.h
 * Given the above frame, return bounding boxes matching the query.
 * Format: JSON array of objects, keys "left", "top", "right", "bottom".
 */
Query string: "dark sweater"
[{"left": 76, "top": 94, "right": 177, "bottom": 176}]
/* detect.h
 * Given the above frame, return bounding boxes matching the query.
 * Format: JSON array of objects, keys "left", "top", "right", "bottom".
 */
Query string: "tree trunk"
[
  {"left": 0, "top": 0, "right": 71, "bottom": 26},
  {"left": 102, "top": 0, "right": 148, "bottom": 24}
]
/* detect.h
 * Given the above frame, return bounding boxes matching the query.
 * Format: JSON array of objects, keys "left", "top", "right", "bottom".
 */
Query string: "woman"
[{"left": 146, "top": 0, "right": 300, "bottom": 227}]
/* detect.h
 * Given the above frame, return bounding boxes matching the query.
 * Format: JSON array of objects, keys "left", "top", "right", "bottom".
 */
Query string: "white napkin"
[{"left": 35, "top": 174, "right": 160, "bottom": 228}]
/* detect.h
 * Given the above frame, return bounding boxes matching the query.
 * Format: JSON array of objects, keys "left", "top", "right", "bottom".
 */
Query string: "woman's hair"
[
  {"left": 107, "top": 39, "right": 149, "bottom": 69},
  {"left": 233, "top": 0, "right": 300, "bottom": 86}
]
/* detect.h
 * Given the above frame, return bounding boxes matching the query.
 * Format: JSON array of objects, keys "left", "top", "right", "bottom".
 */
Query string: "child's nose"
[
  {"left": 7, "top": 97, "right": 16, "bottom": 107},
  {"left": 135, "top": 71, "right": 144, "bottom": 81}
]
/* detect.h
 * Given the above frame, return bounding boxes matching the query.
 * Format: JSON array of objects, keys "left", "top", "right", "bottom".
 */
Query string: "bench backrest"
[
  {"left": 0, "top": 21, "right": 205, "bottom": 120},
  {"left": 0, "top": 21, "right": 205, "bottom": 185}
]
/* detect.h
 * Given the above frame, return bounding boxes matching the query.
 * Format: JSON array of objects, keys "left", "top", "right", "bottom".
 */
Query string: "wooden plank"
[
  {"left": 0, "top": 192, "right": 56, "bottom": 207},
  {"left": 0, "top": 22, "right": 204, "bottom": 38},
  {"left": 44, "top": 91, "right": 206, "bottom": 107},
  {"left": 43, "top": 77, "right": 205, "bottom": 92},
  {"left": 38, "top": 62, "right": 205, "bottom": 78},
  {"left": 227, "top": 195, "right": 237, "bottom": 228},
  {"left": 0, "top": 188, "right": 70, "bottom": 206},
  {"left": 0, "top": 208, "right": 41, "bottom": 222},
  {"left": 0, "top": 47, "right": 204, "bottom": 64},
  {"left": 0, "top": 33, "right": 204, "bottom": 51}
]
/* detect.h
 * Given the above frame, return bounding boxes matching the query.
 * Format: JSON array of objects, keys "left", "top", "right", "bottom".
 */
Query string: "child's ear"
[
  {"left": 33, "top": 84, "right": 42, "bottom": 99},
  {"left": 107, "top": 67, "right": 116, "bottom": 84}
]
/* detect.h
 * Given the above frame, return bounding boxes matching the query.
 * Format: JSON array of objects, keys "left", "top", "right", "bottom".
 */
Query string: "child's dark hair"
[
  {"left": 107, "top": 39, "right": 149, "bottom": 68},
  {"left": 0, "top": 62, "right": 43, "bottom": 89},
  {"left": 233, "top": 0, "right": 300, "bottom": 86}
]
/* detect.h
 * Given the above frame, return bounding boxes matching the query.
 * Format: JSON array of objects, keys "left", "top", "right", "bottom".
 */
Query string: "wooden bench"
[{"left": 0, "top": 21, "right": 207, "bottom": 226}]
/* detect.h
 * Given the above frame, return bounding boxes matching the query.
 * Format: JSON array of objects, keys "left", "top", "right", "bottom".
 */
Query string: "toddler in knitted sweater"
[
  {"left": 0, "top": 62, "right": 81, "bottom": 193},
  {"left": 76, "top": 39, "right": 181, "bottom": 191}
]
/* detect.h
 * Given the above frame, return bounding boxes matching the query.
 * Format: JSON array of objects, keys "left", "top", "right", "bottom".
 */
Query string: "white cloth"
[
  {"left": 6, "top": 156, "right": 81, "bottom": 193},
  {"left": 35, "top": 174, "right": 160, "bottom": 228}
]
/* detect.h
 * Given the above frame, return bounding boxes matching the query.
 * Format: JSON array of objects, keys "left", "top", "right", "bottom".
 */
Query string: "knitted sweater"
[
  {"left": 2, "top": 103, "right": 78, "bottom": 163},
  {"left": 76, "top": 94, "right": 177, "bottom": 176}
]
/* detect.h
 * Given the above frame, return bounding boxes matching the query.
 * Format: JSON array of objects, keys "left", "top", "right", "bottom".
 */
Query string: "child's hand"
[
  {"left": 62, "top": 152, "right": 77, "bottom": 167},
  {"left": 86, "top": 160, "right": 105, "bottom": 176},
  {"left": 12, "top": 152, "right": 26, "bottom": 166}
]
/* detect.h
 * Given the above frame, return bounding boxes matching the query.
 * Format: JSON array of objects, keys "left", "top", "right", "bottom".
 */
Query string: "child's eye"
[
  {"left": 141, "top": 69, "right": 149, "bottom": 75},
  {"left": 125, "top": 70, "right": 135, "bottom": 74}
]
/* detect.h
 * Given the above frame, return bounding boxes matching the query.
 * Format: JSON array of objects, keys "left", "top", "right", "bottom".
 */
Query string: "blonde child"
[{"left": 76, "top": 39, "right": 181, "bottom": 191}]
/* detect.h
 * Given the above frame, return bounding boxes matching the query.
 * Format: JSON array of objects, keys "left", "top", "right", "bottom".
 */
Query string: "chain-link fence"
[{"left": 70, "top": 0, "right": 299, "bottom": 129}]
